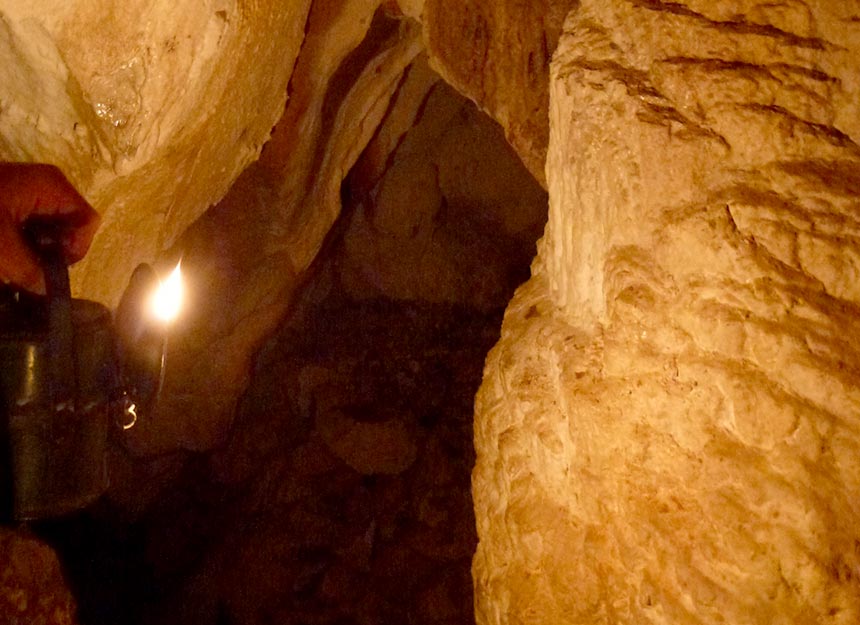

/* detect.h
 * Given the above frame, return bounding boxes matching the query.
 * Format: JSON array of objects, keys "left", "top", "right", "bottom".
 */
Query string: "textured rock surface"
[
  {"left": 0, "top": 0, "right": 310, "bottom": 305},
  {"left": 44, "top": 82, "right": 545, "bottom": 625},
  {"left": 341, "top": 64, "right": 547, "bottom": 311},
  {"left": 6, "top": 1, "right": 855, "bottom": 624},
  {"left": 0, "top": 0, "right": 564, "bottom": 462},
  {"left": 121, "top": 4, "right": 423, "bottom": 454},
  {"left": 473, "top": 1, "right": 860, "bottom": 624},
  {"left": 422, "top": 0, "right": 576, "bottom": 186},
  {"left": 0, "top": 528, "right": 77, "bottom": 624}
]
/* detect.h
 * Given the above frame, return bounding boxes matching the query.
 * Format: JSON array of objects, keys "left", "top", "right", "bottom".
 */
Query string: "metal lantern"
[{"left": 0, "top": 238, "right": 176, "bottom": 520}]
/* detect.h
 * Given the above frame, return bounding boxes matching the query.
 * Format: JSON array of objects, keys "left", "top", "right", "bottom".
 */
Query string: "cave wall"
[
  {"left": 0, "top": 0, "right": 311, "bottom": 305},
  {"left": 0, "top": 0, "right": 565, "bottom": 459},
  {"left": 126, "top": 4, "right": 426, "bottom": 455},
  {"left": 472, "top": 1, "right": 860, "bottom": 623},
  {"left": 120, "top": 0, "right": 566, "bottom": 457},
  {"left": 60, "top": 66, "right": 547, "bottom": 625},
  {"left": 2, "top": 0, "right": 859, "bottom": 624},
  {"left": 0, "top": 527, "right": 76, "bottom": 622},
  {"left": 422, "top": 0, "right": 576, "bottom": 186}
]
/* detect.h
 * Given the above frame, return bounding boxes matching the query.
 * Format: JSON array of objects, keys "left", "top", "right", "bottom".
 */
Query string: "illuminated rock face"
[
  {"left": 3, "top": 0, "right": 859, "bottom": 623},
  {"left": 473, "top": 1, "right": 860, "bottom": 624},
  {"left": 0, "top": 0, "right": 563, "bottom": 458},
  {"left": 0, "top": 0, "right": 310, "bottom": 305},
  {"left": 126, "top": 5, "right": 425, "bottom": 454}
]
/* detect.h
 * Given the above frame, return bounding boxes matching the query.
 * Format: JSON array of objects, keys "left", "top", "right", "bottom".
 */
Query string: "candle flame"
[{"left": 150, "top": 262, "right": 183, "bottom": 323}]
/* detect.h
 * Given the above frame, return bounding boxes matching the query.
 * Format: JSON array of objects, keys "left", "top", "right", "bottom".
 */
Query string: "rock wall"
[
  {"left": 6, "top": 0, "right": 858, "bottom": 623},
  {"left": 0, "top": 528, "right": 77, "bottom": 624},
  {"left": 473, "top": 1, "right": 860, "bottom": 624},
  {"left": 0, "top": 0, "right": 565, "bottom": 460},
  {"left": 52, "top": 77, "right": 546, "bottom": 625},
  {"left": 422, "top": 0, "right": 576, "bottom": 186},
  {"left": 0, "top": 0, "right": 310, "bottom": 305},
  {"left": 120, "top": 3, "right": 424, "bottom": 454}
]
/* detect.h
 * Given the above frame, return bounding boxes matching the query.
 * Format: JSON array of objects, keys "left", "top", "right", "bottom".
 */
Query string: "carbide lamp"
[{"left": 0, "top": 235, "right": 182, "bottom": 520}]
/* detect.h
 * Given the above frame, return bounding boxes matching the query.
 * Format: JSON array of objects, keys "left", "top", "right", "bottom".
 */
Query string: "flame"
[{"left": 150, "top": 262, "right": 183, "bottom": 323}]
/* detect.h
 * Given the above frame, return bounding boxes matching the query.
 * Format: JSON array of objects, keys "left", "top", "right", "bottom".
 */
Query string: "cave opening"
[{"left": 32, "top": 64, "right": 548, "bottom": 625}]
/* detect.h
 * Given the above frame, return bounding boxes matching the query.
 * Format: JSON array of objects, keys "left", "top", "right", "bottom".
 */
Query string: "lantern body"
[{"left": 0, "top": 289, "right": 114, "bottom": 519}]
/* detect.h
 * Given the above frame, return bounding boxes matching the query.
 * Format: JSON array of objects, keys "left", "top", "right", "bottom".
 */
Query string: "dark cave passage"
[{"left": 36, "top": 73, "right": 547, "bottom": 625}]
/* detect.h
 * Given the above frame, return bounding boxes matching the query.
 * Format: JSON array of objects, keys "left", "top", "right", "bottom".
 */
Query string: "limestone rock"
[
  {"left": 0, "top": 528, "right": 77, "bottom": 624},
  {"left": 422, "top": 0, "right": 576, "bottom": 186},
  {"left": 317, "top": 406, "right": 418, "bottom": 475},
  {"left": 473, "top": 1, "right": 860, "bottom": 624},
  {"left": 342, "top": 61, "right": 548, "bottom": 311},
  {"left": 121, "top": 6, "right": 424, "bottom": 454},
  {"left": 0, "top": 0, "right": 311, "bottom": 305},
  {"left": 133, "top": 297, "right": 494, "bottom": 625}
]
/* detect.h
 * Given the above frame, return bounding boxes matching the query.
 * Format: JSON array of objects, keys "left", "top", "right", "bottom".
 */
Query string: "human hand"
[{"left": 0, "top": 163, "right": 100, "bottom": 293}]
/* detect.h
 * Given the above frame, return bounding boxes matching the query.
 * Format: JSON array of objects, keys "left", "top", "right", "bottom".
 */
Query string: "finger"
[
  {"left": 0, "top": 163, "right": 92, "bottom": 220},
  {"left": 0, "top": 211, "right": 45, "bottom": 294},
  {"left": 0, "top": 163, "right": 100, "bottom": 262},
  {"left": 63, "top": 209, "right": 101, "bottom": 263}
]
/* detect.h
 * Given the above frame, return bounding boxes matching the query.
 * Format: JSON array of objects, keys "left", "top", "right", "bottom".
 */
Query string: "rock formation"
[
  {"left": 0, "top": 0, "right": 310, "bottom": 305},
  {"left": 1, "top": 0, "right": 859, "bottom": 624},
  {"left": 119, "top": 2, "right": 425, "bottom": 454},
  {"left": 0, "top": 0, "right": 564, "bottom": 458},
  {"left": 422, "top": 0, "right": 576, "bottom": 186},
  {"left": 45, "top": 73, "right": 547, "bottom": 625},
  {"left": 0, "top": 528, "right": 77, "bottom": 624},
  {"left": 139, "top": 0, "right": 572, "bottom": 457},
  {"left": 473, "top": 1, "right": 860, "bottom": 623}
]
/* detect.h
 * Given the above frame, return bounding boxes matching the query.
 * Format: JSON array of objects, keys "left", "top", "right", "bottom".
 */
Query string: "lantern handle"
[{"left": 23, "top": 219, "right": 77, "bottom": 406}]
